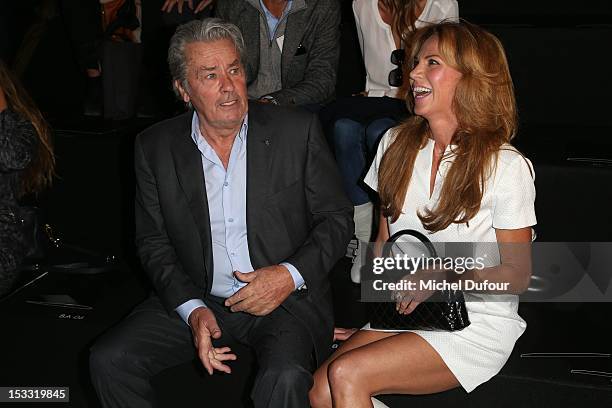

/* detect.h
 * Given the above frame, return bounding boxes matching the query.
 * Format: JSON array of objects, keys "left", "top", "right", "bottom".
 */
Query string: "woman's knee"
[{"left": 327, "top": 353, "right": 366, "bottom": 392}]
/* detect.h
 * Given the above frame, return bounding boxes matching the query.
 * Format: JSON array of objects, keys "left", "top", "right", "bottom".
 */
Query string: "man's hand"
[
  {"left": 188, "top": 307, "right": 236, "bottom": 374},
  {"left": 225, "top": 266, "right": 295, "bottom": 315},
  {"left": 161, "top": 0, "right": 213, "bottom": 14}
]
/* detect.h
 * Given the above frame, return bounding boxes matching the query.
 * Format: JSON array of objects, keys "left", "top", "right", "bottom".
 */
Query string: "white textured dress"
[{"left": 362, "top": 130, "right": 537, "bottom": 392}]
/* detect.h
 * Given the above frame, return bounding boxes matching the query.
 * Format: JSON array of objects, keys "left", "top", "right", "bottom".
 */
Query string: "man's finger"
[
  {"left": 234, "top": 270, "right": 257, "bottom": 283},
  {"left": 212, "top": 351, "right": 237, "bottom": 362},
  {"left": 210, "top": 358, "right": 232, "bottom": 374},
  {"left": 230, "top": 295, "right": 257, "bottom": 313},
  {"left": 208, "top": 348, "right": 237, "bottom": 362},
  {"left": 225, "top": 285, "right": 253, "bottom": 307},
  {"left": 206, "top": 348, "right": 237, "bottom": 374},
  {"left": 198, "top": 337, "right": 214, "bottom": 375},
  {"left": 200, "top": 350, "right": 214, "bottom": 375},
  {"left": 205, "top": 319, "right": 222, "bottom": 339},
  {"left": 210, "top": 327, "right": 222, "bottom": 339}
]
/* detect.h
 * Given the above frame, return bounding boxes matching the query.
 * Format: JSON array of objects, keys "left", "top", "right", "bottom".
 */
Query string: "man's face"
[{"left": 176, "top": 39, "right": 248, "bottom": 131}]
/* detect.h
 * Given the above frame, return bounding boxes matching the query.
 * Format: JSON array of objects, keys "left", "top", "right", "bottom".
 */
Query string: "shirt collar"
[
  {"left": 259, "top": 0, "right": 293, "bottom": 20},
  {"left": 190, "top": 111, "right": 249, "bottom": 148}
]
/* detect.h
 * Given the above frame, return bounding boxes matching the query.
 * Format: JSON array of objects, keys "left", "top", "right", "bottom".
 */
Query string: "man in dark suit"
[
  {"left": 215, "top": 0, "right": 340, "bottom": 107},
  {"left": 89, "top": 18, "right": 352, "bottom": 408}
]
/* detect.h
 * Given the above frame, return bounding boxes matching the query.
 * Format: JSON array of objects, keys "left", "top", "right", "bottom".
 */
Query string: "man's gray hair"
[{"left": 168, "top": 18, "right": 245, "bottom": 96}]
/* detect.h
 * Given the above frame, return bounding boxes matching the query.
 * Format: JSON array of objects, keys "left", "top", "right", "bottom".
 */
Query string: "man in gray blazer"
[
  {"left": 215, "top": 0, "right": 341, "bottom": 107},
  {"left": 89, "top": 18, "right": 352, "bottom": 408}
]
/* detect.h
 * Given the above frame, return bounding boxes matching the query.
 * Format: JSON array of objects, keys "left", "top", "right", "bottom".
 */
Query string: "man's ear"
[{"left": 174, "top": 80, "right": 190, "bottom": 104}]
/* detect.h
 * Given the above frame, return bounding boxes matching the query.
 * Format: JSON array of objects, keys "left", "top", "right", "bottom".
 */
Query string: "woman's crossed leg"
[{"left": 309, "top": 329, "right": 460, "bottom": 408}]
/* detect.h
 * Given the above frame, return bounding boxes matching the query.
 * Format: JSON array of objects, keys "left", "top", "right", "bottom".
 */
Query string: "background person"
[
  {"left": 0, "top": 60, "right": 54, "bottom": 297},
  {"left": 215, "top": 0, "right": 341, "bottom": 108},
  {"left": 330, "top": 0, "right": 458, "bottom": 282}
]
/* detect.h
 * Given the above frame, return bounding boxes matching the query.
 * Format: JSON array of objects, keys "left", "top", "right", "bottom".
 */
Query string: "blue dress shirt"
[
  {"left": 175, "top": 112, "right": 304, "bottom": 324},
  {"left": 259, "top": 0, "right": 293, "bottom": 39}
]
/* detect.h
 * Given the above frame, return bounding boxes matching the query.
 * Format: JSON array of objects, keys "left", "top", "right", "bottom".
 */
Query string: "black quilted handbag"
[{"left": 368, "top": 229, "right": 470, "bottom": 331}]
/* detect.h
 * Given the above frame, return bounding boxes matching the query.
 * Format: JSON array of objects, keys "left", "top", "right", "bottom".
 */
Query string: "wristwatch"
[{"left": 260, "top": 95, "right": 279, "bottom": 105}]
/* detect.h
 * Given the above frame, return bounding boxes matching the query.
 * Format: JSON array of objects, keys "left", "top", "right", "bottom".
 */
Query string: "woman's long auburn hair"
[
  {"left": 379, "top": 0, "right": 423, "bottom": 43},
  {"left": 0, "top": 61, "right": 55, "bottom": 196},
  {"left": 378, "top": 21, "right": 518, "bottom": 232}
]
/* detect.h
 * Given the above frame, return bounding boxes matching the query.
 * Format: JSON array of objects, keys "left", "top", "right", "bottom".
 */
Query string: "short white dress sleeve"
[{"left": 362, "top": 129, "right": 537, "bottom": 393}]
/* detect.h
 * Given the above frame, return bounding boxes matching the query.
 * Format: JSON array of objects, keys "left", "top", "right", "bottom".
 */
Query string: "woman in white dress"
[{"left": 310, "top": 21, "right": 536, "bottom": 407}]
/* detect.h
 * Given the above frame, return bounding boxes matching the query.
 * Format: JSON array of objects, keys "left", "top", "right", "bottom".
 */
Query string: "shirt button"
[
  {"left": 231, "top": 252, "right": 236, "bottom": 256},
  {"left": 228, "top": 218, "right": 234, "bottom": 222},
  {"left": 223, "top": 182, "right": 229, "bottom": 187}
]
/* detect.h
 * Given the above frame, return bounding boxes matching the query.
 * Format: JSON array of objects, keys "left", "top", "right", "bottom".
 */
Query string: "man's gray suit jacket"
[{"left": 215, "top": 0, "right": 341, "bottom": 106}]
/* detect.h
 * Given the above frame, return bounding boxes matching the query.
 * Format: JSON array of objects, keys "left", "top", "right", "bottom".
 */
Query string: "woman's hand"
[
  {"left": 161, "top": 0, "right": 213, "bottom": 14},
  {"left": 392, "top": 269, "right": 440, "bottom": 315}
]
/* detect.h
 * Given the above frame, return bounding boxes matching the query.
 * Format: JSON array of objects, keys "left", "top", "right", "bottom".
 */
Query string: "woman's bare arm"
[{"left": 452, "top": 227, "right": 533, "bottom": 295}]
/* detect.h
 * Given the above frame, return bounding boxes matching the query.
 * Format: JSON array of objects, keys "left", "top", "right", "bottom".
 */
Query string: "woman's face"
[{"left": 409, "top": 36, "right": 462, "bottom": 124}]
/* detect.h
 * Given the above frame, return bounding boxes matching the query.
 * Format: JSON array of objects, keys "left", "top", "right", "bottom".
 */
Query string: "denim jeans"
[{"left": 332, "top": 117, "right": 397, "bottom": 205}]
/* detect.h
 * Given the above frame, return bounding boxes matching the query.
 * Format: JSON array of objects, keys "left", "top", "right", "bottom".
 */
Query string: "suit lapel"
[
  {"left": 246, "top": 103, "right": 275, "bottom": 268},
  {"left": 171, "top": 117, "right": 214, "bottom": 292}
]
